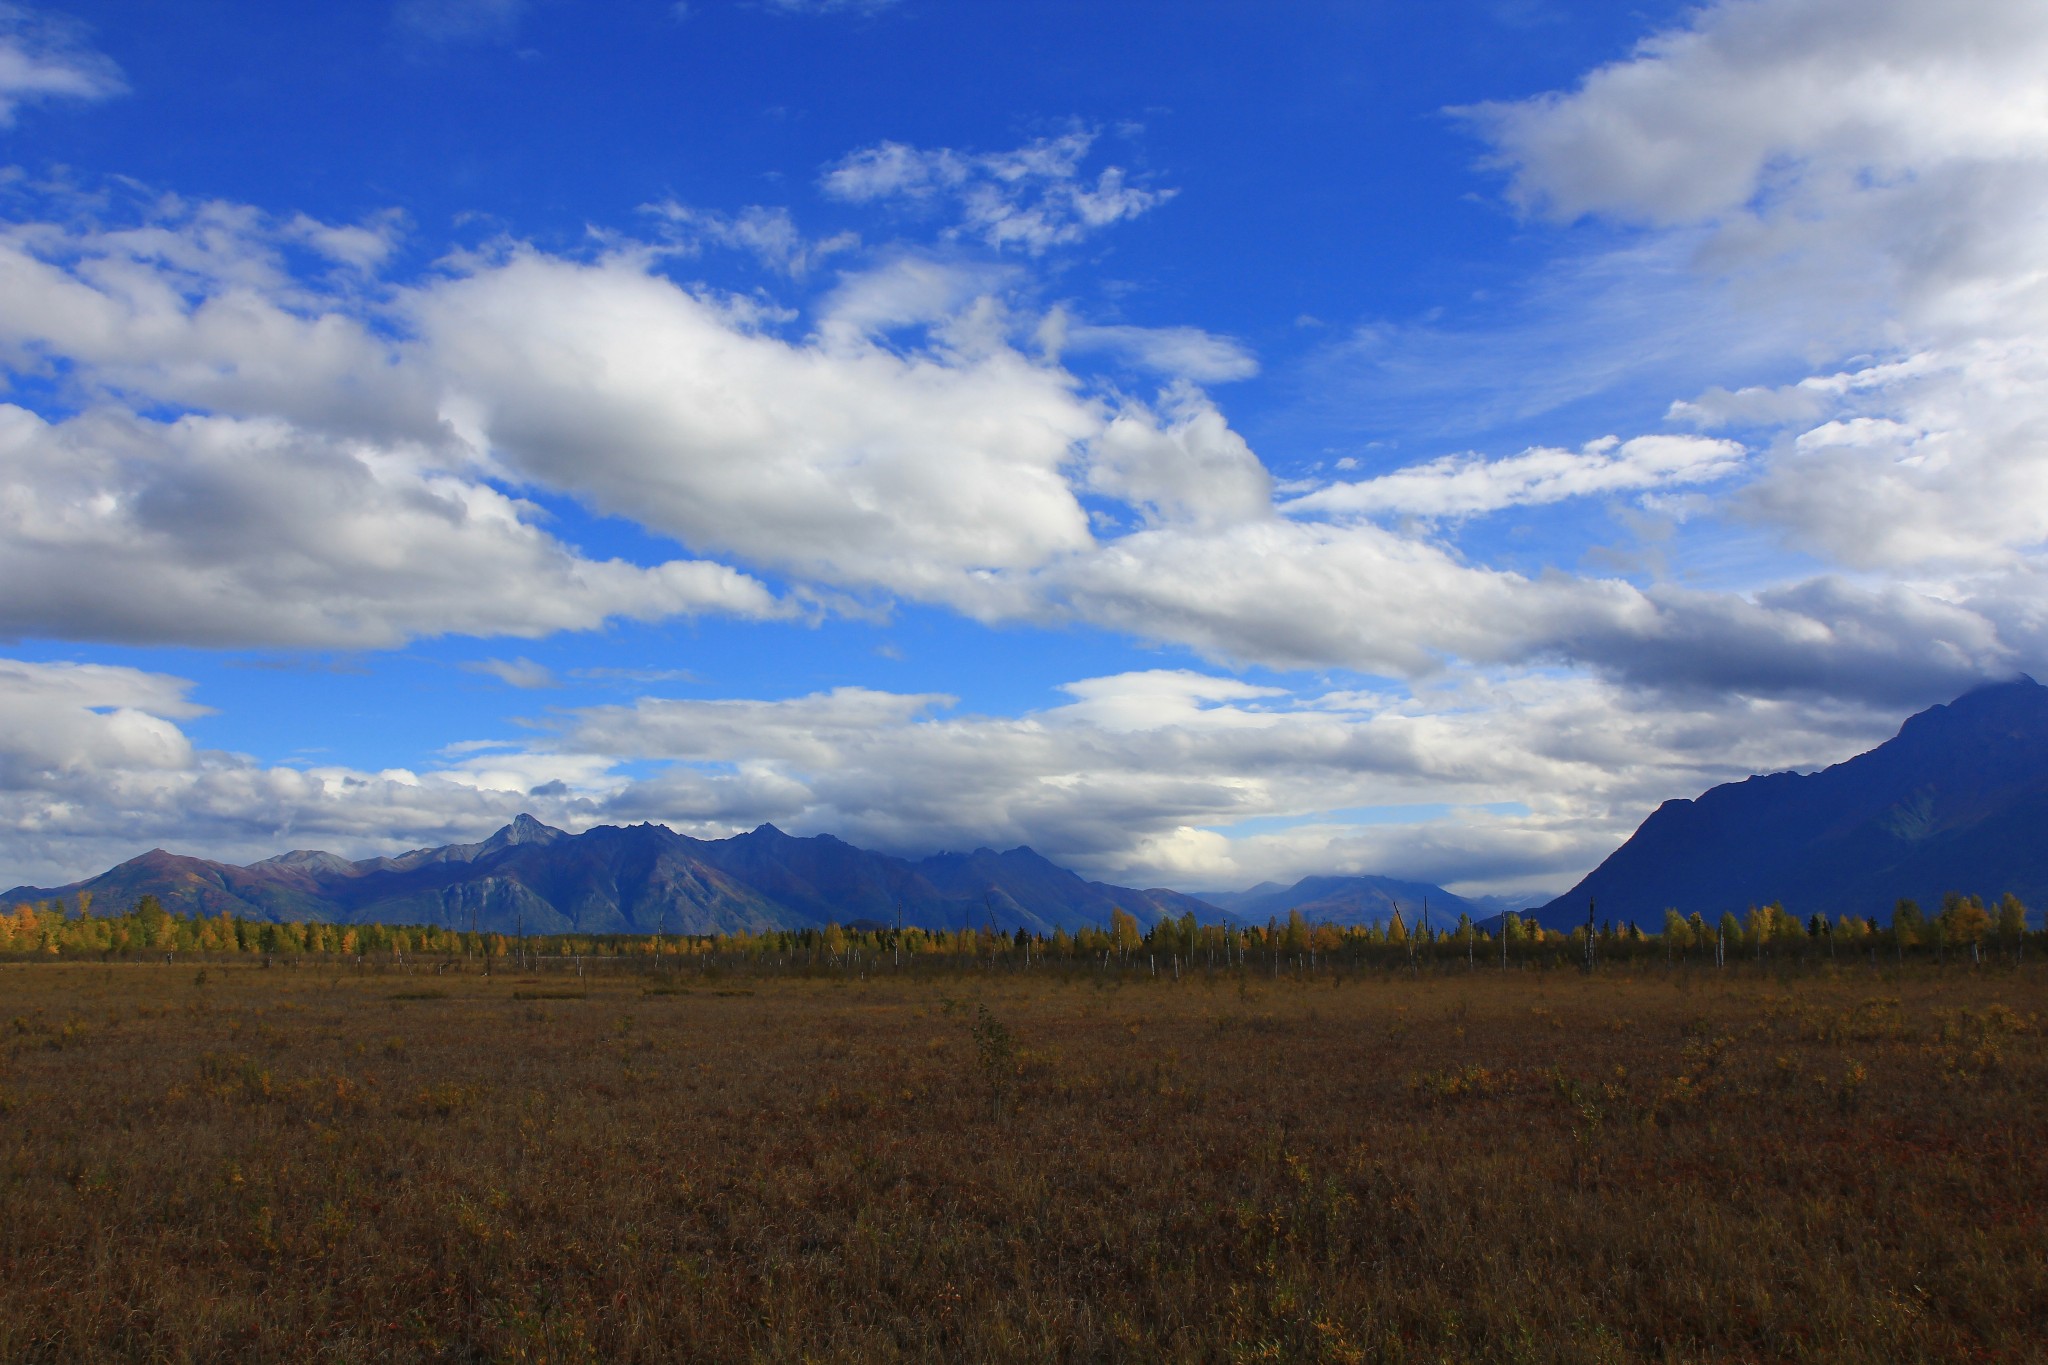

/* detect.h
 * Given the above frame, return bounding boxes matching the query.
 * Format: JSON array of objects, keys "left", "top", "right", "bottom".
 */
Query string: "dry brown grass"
[{"left": 2, "top": 959, "right": 2043, "bottom": 1362}]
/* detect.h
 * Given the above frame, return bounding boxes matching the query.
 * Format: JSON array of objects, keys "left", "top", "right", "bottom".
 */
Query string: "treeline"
[
  {"left": 1, "top": 891, "right": 2038, "bottom": 968},
  {"left": 1655, "top": 894, "right": 2031, "bottom": 963}
]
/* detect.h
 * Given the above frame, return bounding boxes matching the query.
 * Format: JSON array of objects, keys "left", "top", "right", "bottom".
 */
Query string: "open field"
[{"left": 2, "top": 959, "right": 2043, "bottom": 1363}]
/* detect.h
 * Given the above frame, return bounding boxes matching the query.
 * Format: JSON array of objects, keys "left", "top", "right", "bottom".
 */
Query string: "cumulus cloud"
[
  {"left": 1467, "top": 0, "right": 2048, "bottom": 577},
  {"left": 414, "top": 248, "right": 1102, "bottom": 604},
  {"left": 0, "top": 404, "right": 789, "bottom": 647},
  {"left": 1700, "top": 344, "right": 2048, "bottom": 571},
  {"left": 1085, "top": 386, "right": 1274, "bottom": 528},
  {"left": 284, "top": 210, "right": 406, "bottom": 273},
  {"left": 0, "top": 4, "right": 123, "bottom": 125},
  {"left": 0, "top": 197, "right": 1095, "bottom": 642},
  {"left": 1045, "top": 519, "right": 1626, "bottom": 675},
  {"left": 1038, "top": 515, "right": 2022, "bottom": 706},
  {"left": 0, "top": 658, "right": 204, "bottom": 786},
  {"left": 413, "top": 238, "right": 1983, "bottom": 701},
  {"left": 0, "top": 198, "right": 440, "bottom": 439},
  {"left": 1573, "top": 577, "right": 2013, "bottom": 706},
  {"left": 821, "top": 131, "right": 1174, "bottom": 254},
  {"left": 1462, "top": 0, "right": 2048, "bottom": 228}
]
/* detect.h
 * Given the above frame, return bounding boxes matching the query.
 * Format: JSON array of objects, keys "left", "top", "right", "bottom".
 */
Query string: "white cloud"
[
  {"left": 0, "top": 658, "right": 203, "bottom": 785},
  {"left": 1461, "top": 0, "right": 2048, "bottom": 228},
  {"left": 569, "top": 666, "right": 698, "bottom": 685},
  {"left": 1466, "top": 0, "right": 2048, "bottom": 580},
  {"left": 1287, "top": 433, "right": 1745, "bottom": 519},
  {"left": 396, "top": 232, "right": 2023, "bottom": 699},
  {"left": 1042, "top": 516, "right": 2019, "bottom": 705},
  {"left": 409, "top": 237, "right": 1997, "bottom": 700},
  {"left": 1708, "top": 343, "right": 2048, "bottom": 571},
  {"left": 415, "top": 248, "right": 1104, "bottom": 605},
  {"left": 1085, "top": 386, "right": 1274, "bottom": 528},
  {"left": 1045, "top": 518, "right": 1608, "bottom": 674},
  {"left": 0, "top": 404, "right": 789, "bottom": 647},
  {"left": 0, "top": 4, "right": 123, "bottom": 126},
  {"left": 820, "top": 140, "right": 952, "bottom": 202},
  {"left": 432, "top": 747, "right": 622, "bottom": 798},
  {"left": 0, "top": 199, "right": 440, "bottom": 439},
  {"left": 1052, "top": 670, "right": 1288, "bottom": 733},
  {"left": 822, "top": 131, "right": 1174, "bottom": 254}
]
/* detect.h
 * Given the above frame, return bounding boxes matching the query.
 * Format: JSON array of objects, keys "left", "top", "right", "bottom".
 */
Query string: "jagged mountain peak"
[{"left": 486, "top": 813, "right": 567, "bottom": 848}]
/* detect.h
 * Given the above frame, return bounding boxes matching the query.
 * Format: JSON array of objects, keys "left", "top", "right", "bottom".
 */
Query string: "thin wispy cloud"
[
  {"left": 823, "top": 131, "right": 1174, "bottom": 254},
  {"left": 644, "top": 201, "right": 859, "bottom": 277},
  {"left": 0, "top": 3, "right": 123, "bottom": 125},
  {"left": 465, "top": 657, "right": 558, "bottom": 689},
  {"left": 1287, "top": 435, "right": 1746, "bottom": 520}
]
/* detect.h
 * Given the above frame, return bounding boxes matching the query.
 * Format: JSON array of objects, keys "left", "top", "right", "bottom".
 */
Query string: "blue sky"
[{"left": 3, "top": 0, "right": 2045, "bottom": 895}]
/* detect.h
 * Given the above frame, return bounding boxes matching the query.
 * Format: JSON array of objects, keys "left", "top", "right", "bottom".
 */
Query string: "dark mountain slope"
[
  {"left": 1536, "top": 677, "right": 2048, "bottom": 926},
  {"left": 687, "top": 824, "right": 947, "bottom": 928},
  {"left": 914, "top": 845, "right": 1215, "bottom": 935}
]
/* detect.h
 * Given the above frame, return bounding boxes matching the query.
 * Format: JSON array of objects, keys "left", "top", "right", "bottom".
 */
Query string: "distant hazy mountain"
[
  {"left": 1461, "top": 891, "right": 1561, "bottom": 922},
  {"left": 1535, "top": 677, "right": 2048, "bottom": 928},
  {"left": 1195, "top": 874, "right": 1481, "bottom": 929},
  {"left": 1, "top": 816, "right": 1217, "bottom": 936}
]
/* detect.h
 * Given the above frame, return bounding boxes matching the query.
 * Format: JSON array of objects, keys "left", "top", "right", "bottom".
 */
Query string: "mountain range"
[
  {"left": 2, "top": 816, "right": 1229, "bottom": 937},
  {"left": 1535, "top": 676, "right": 2048, "bottom": 927},
  {"left": 3, "top": 816, "right": 1506, "bottom": 938}
]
